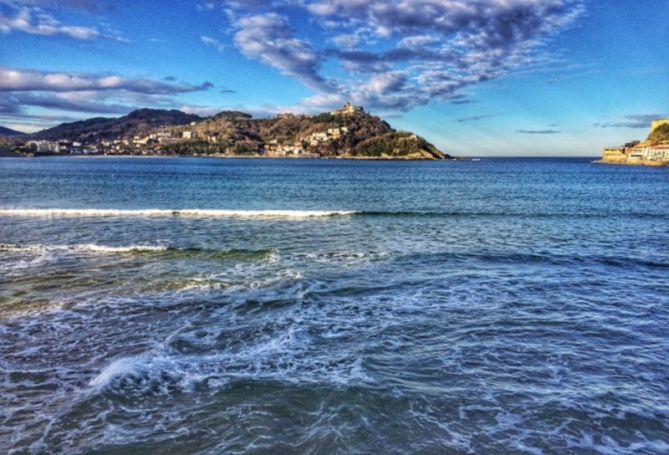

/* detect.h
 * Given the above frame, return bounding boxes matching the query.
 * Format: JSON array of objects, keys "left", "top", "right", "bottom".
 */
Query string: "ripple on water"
[{"left": 1, "top": 158, "right": 669, "bottom": 453}]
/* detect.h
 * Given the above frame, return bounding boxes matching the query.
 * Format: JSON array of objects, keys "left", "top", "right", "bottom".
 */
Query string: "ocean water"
[{"left": 0, "top": 156, "right": 668, "bottom": 454}]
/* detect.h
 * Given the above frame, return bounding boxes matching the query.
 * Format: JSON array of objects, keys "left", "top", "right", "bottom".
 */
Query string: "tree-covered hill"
[
  {"left": 27, "top": 106, "right": 449, "bottom": 160},
  {"left": 648, "top": 124, "right": 669, "bottom": 145}
]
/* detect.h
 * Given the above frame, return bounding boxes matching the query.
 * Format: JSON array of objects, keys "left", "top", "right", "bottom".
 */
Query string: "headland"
[
  {"left": 600, "top": 119, "right": 669, "bottom": 166},
  {"left": 0, "top": 104, "right": 449, "bottom": 160}
]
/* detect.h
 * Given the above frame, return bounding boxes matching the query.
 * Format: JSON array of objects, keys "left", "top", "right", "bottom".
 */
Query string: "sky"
[{"left": 0, "top": 0, "right": 667, "bottom": 156}]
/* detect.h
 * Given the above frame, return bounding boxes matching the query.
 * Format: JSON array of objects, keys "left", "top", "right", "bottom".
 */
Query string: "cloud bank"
[
  {"left": 0, "top": 67, "right": 214, "bottom": 119},
  {"left": 0, "top": 67, "right": 213, "bottom": 94},
  {"left": 209, "top": 0, "right": 584, "bottom": 112},
  {"left": 2, "top": 0, "right": 585, "bottom": 130}
]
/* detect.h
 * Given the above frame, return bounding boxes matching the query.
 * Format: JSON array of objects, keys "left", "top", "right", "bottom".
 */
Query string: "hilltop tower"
[{"left": 331, "top": 102, "right": 363, "bottom": 116}]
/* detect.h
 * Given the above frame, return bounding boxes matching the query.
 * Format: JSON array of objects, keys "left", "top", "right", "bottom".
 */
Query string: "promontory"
[
  {"left": 600, "top": 119, "right": 669, "bottom": 166},
  {"left": 1, "top": 103, "right": 449, "bottom": 160}
]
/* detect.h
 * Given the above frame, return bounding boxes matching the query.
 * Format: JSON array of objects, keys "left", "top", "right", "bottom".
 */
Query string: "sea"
[{"left": 0, "top": 156, "right": 668, "bottom": 454}]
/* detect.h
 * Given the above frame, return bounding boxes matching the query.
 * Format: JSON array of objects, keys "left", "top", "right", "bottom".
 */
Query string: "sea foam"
[
  {"left": 0, "top": 208, "right": 357, "bottom": 218},
  {"left": 0, "top": 243, "right": 167, "bottom": 254}
]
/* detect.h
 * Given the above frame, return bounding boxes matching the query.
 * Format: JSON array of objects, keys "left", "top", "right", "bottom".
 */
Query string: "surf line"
[{"left": 0, "top": 208, "right": 359, "bottom": 219}]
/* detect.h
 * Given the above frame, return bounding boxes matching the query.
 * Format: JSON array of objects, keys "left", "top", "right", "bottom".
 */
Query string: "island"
[
  {"left": 600, "top": 119, "right": 669, "bottom": 166},
  {"left": 0, "top": 104, "right": 450, "bottom": 160}
]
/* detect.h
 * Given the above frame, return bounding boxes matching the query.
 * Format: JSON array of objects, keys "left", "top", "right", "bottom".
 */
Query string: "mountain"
[
  {"left": 0, "top": 126, "right": 26, "bottom": 137},
  {"left": 31, "top": 109, "right": 201, "bottom": 141},
  {"left": 28, "top": 105, "right": 449, "bottom": 159}
]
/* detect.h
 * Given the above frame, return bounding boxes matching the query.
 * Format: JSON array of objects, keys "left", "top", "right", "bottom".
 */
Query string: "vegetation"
[
  {"left": 311, "top": 113, "right": 334, "bottom": 123},
  {"left": 185, "top": 107, "right": 413, "bottom": 158},
  {"left": 352, "top": 132, "right": 445, "bottom": 159},
  {"left": 647, "top": 124, "right": 669, "bottom": 145},
  {"left": 33, "top": 109, "right": 201, "bottom": 141},
  {"left": 22, "top": 106, "right": 449, "bottom": 160}
]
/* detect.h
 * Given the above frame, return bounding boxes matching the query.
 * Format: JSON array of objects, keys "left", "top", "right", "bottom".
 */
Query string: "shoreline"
[
  {"left": 594, "top": 159, "right": 669, "bottom": 167},
  {"left": 4, "top": 154, "right": 607, "bottom": 161},
  {"left": 9, "top": 153, "right": 457, "bottom": 161}
]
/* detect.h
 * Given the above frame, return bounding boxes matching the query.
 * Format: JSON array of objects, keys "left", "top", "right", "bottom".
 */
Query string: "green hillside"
[{"left": 648, "top": 124, "right": 669, "bottom": 145}]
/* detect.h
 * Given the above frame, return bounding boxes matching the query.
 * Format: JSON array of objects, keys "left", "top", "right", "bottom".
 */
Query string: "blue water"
[{"left": 1, "top": 156, "right": 668, "bottom": 453}]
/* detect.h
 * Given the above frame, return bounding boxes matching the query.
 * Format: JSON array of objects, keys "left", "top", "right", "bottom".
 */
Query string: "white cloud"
[
  {"left": 220, "top": 0, "right": 584, "bottom": 112},
  {"left": 201, "top": 35, "right": 226, "bottom": 52},
  {"left": 0, "top": 6, "right": 125, "bottom": 41},
  {"left": 232, "top": 13, "right": 333, "bottom": 91},
  {"left": 0, "top": 67, "right": 214, "bottom": 94},
  {"left": 0, "top": 66, "right": 217, "bottom": 126}
]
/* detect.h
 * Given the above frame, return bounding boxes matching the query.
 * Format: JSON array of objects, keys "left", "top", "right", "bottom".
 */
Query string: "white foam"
[
  {"left": 87, "top": 318, "right": 374, "bottom": 395},
  {"left": 75, "top": 244, "right": 167, "bottom": 253},
  {"left": 0, "top": 208, "right": 357, "bottom": 218},
  {"left": 0, "top": 243, "right": 167, "bottom": 254},
  {"left": 89, "top": 356, "right": 141, "bottom": 388}
]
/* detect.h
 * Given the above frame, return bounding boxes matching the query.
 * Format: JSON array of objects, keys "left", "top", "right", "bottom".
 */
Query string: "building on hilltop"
[{"left": 331, "top": 102, "right": 363, "bottom": 116}]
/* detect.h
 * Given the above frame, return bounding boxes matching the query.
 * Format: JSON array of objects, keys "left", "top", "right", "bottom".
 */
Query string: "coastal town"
[
  {"left": 0, "top": 103, "right": 447, "bottom": 160},
  {"left": 601, "top": 119, "right": 669, "bottom": 166}
]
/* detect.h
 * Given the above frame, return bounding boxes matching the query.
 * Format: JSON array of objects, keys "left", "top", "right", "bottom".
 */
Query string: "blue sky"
[{"left": 0, "top": 0, "right": 667, "bottom": 156}]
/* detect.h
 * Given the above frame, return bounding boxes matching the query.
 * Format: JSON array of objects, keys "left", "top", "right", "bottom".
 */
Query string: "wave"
[
  {"left": 2, "top": 208, "right": 667, "bottom": 220},
  {"left": 0, "top": 208, "right": 358, "bottom": 218},
  {"left": 0, "top": 243, "right": 166, "bottom": 254},
  {"left": 88, "top": 330, "right": 371, "bottom": 396},
  {"left": 400, "top": 250, "right": 669, "bottom": 271},
  {"left": 0, "top": 243, "right": 277, "bottom": 261}
]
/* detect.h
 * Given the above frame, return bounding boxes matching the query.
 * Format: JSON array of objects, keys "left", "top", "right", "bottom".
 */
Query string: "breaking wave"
[
  {"left": 4, "top": 208, "right": 666, "bottom": 221},
  {"left": 0, "top": 208, "right": 358, "bottom": 218},
  {"left": 0, "top": 243, "right": 277, "bottom": 261},
  {"left": 0, "top": 243, "right": 166, "bottom": 253}
]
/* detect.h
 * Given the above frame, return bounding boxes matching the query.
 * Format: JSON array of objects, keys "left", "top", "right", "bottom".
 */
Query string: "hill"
[
  {"left": 27, "top": 105, "right": 449, "bottom": 159},
  {"left": 165, "top": 105, "right": 447, "bottom": 159},
  {"left": 0, "top": 126, "right": 26, "bottom": 137},
  {"left": 32, "top": 109, "right": 201, "bottom": 142},
  {"left": 647, "top": 124, "right": 669, "bottom": 145}
]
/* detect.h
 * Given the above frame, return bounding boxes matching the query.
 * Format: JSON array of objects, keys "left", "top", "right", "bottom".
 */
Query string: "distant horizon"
[
  {"left": 1, "top": 1, "right": 668, "bottom": 156},
  {"left": 3, "top": 104, "right": 655, "bottom": 158}
]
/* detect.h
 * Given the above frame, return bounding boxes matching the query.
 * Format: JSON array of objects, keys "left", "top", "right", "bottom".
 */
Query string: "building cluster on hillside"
[
  {"left": 263, "top": 140, "right": 315, "bottom": 157},
  {"left": 264, "top": 141, "right": 304, "bottom": 156},
  {"left": 23, "top": 124, "right": 354, "bottom": 157},
  {"left": 24, "top": 129, "right": 193, "bottom": 155},
  {"left": 10, "top": 104, "right": 366, "bottom": 157},
  {"left": 262, "top": 127, "right": 349, "bottom": 157},
  {"left": 603, "top": 119, "right": 669, "bottom": 165},
  {"left": 305, "top": 127, "right": 349, "bottom": 146}
]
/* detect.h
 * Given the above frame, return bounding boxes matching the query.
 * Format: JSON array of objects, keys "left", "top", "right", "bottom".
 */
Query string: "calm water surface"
[{"left": 0, "top": 157, "right": 668, "bottom": 454}]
